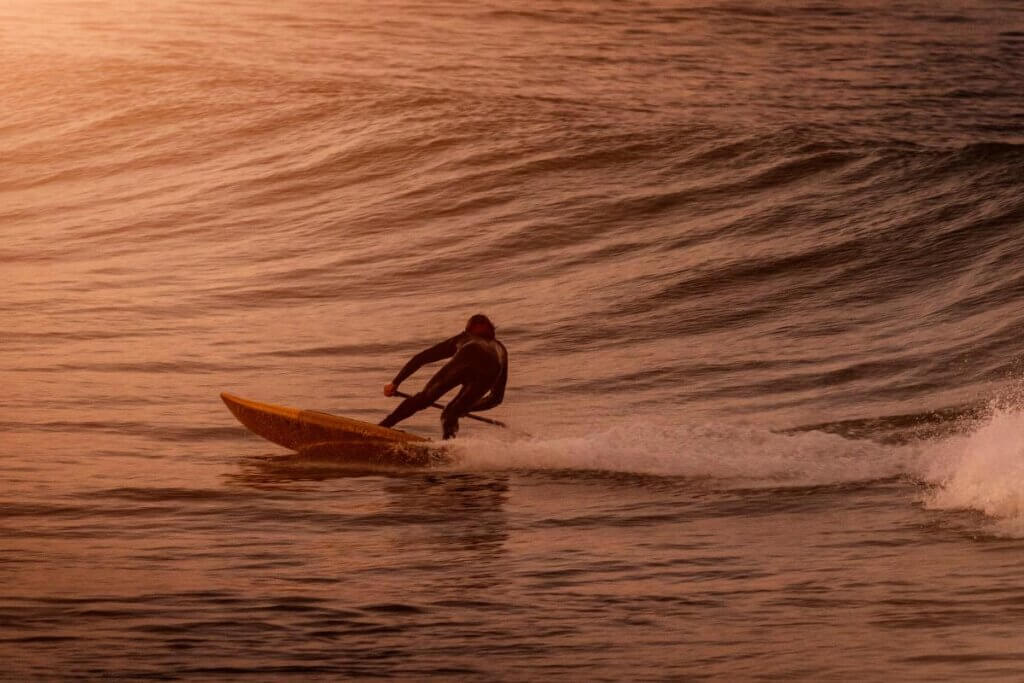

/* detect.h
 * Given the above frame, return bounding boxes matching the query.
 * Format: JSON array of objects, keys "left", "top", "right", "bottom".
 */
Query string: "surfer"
[{"left": 380, "top": 314, "right": 508, "bottom": 439}]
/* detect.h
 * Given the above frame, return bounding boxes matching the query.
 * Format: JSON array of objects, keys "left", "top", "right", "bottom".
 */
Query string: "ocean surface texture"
[{"left": 5, "top": 0, "right": 1024, "bottom": 679}]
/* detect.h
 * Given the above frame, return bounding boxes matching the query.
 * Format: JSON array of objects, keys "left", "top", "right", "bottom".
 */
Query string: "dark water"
[{"left": 5, "top": 0, "right": 1024, "bottom": 679}]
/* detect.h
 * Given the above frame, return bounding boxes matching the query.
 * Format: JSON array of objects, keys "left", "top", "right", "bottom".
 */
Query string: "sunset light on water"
[{"left": 5, "top": 1, "right": 1024, "bottom": 679}]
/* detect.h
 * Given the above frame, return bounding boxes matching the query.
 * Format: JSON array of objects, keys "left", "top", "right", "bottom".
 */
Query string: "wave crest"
[{"left": 923, "top": 404, "right": 1024, "bottom": 535}]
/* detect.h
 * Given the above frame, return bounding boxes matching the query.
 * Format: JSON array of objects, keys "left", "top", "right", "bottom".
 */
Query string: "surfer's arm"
[
  {"left": 472, "top": 362, "right": 507, "bottom": 412},
  {"left": 391, "top": 335, "right": 461, "bottom": 387}
]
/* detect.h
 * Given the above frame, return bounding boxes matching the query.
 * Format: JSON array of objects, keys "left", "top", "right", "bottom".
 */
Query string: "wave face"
[{"left": 6, "top": 1, "right": 1024, "bottom": 428}]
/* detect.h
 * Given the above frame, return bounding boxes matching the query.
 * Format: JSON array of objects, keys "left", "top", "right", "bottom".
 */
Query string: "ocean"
[{"left": 4, "top": 0, "right": 1024, "bottom": 679}]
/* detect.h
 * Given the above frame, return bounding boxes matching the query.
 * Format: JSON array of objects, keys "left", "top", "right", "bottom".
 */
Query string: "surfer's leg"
[
  {"left": 378, "top": 396, "right": 424, "bottom": 428},
  {"left": 440, "top": 380, "right": 490, "bottom": 440},
  {"left": 379, "top": 362, "right": 466, "bottom": 428}
]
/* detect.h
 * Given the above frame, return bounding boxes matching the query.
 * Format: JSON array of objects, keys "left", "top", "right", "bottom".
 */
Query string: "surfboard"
[{"left": 220, "top": 392, "right": 437, "bottom": 467}]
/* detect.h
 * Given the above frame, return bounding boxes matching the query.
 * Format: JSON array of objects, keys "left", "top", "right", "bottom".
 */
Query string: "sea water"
[{"left": 4, "top": 0, "right": 1024, "bottom": 678}]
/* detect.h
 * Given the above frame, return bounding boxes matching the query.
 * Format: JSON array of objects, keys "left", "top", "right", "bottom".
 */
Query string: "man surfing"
[{"left": 380, "top": 314, "right": 508, "bottom": 439}]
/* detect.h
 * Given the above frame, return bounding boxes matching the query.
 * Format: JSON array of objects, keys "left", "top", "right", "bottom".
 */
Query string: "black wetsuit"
[{"left": 380, "top": 331, "right": 508, "bottom": 439}]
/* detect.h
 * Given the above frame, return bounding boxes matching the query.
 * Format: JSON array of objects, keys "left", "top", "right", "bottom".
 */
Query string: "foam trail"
[
  {"left": 449, "top": 407, "right": 1024, "bottom": 537},
  {"left": 447, "top": 419, "right": 915, "bottom": 487}
]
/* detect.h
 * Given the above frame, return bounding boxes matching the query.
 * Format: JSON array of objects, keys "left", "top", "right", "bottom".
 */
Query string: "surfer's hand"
[{"left": 384, "top": 383, "right": 396, "bottom": 397}]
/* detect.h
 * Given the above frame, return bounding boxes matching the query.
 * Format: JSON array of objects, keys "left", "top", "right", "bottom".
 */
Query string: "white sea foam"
[
  {"left": 448, "top": 403, "right": 1024, "bottom": 535},
  {"left": 447, "top": 418, "right": 914, "bottom": 486},
  {"left": 919, "top": 405, "right": 1024, "bottom": 536}
]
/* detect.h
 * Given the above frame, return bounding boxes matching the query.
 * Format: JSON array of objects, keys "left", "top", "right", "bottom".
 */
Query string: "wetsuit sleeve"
[
  {"left": 391, "top": 334, "right": 462, "bottom": 387},
  {"left": 472, "top": 356, "right": 507, "bottom": 412}
]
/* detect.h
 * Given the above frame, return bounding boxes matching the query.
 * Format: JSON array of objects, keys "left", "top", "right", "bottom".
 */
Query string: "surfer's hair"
[{"left": 466, "top": 313, "right": 496, "bottom": 339}]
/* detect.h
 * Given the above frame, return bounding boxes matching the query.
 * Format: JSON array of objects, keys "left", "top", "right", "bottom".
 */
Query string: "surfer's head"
[{"left": 466, "top": 313, "right": 496, "bottom": 339}]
